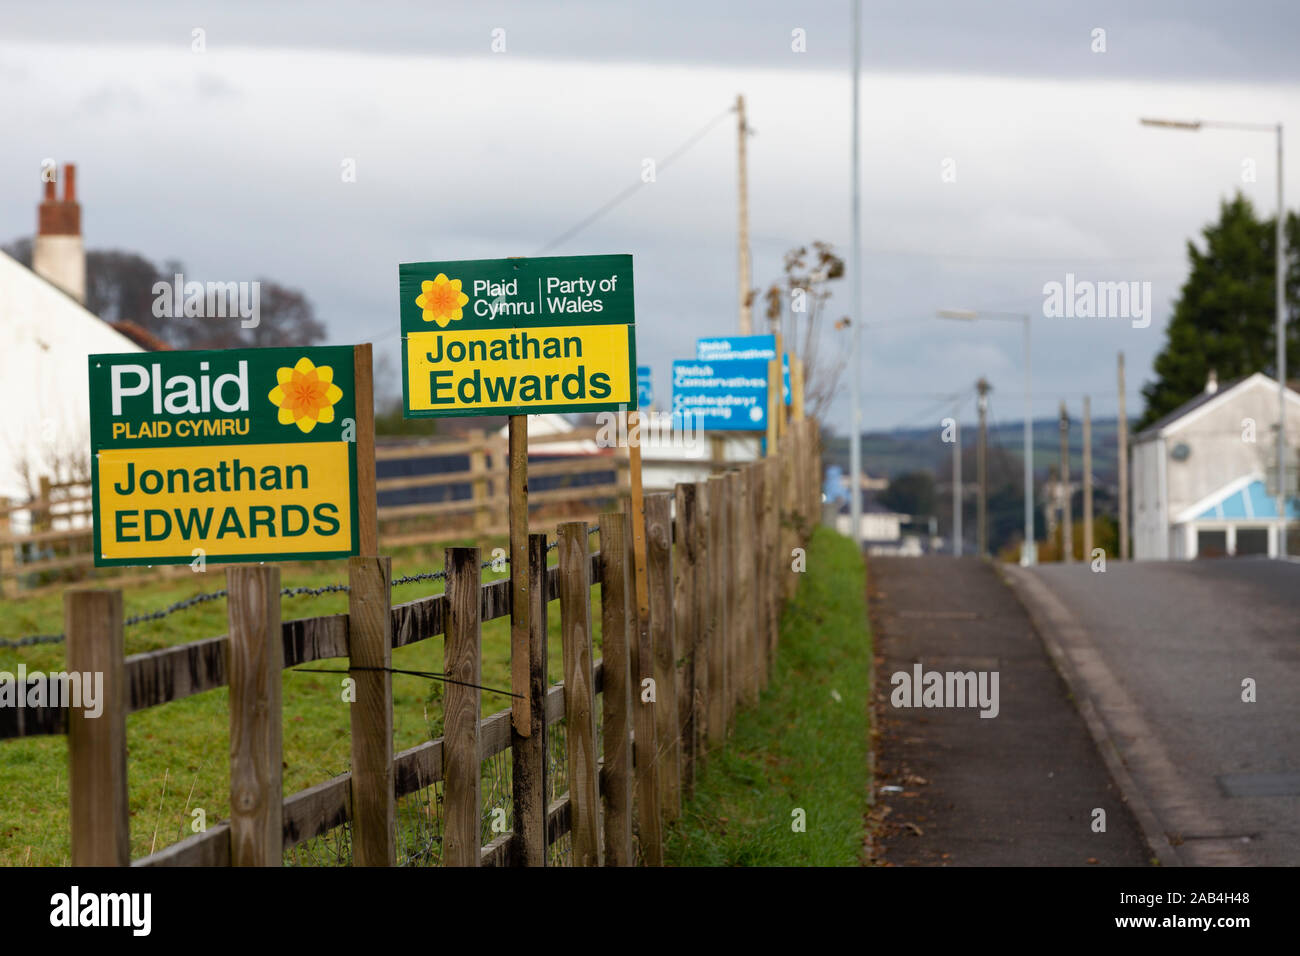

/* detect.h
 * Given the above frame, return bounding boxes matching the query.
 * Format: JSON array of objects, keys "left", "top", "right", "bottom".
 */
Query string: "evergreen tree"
[{"left": 1139, "top": 193, "right": 1300, "bottom": 428}]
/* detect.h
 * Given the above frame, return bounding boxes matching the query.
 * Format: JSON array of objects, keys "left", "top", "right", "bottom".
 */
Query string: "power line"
[
  {"left": 892, "top": 386, "right": 975, "bottom": 431},
  {"left": 751, "top": 233, "right": 1185, "bottom": 266},
  {"left": 537, "top": 105, "right": 735, "bottom": 254}
]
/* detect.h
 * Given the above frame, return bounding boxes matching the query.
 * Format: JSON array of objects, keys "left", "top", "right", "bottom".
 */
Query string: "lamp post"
[
  {"left": 938, "top": 309, "right": 1036, "bottom": 565},
  {"left": 1140, "top": 116, "right": 1288, "bottom": 557},
  {"left": 848, "top": 0, "right": 863, "bottom": 550}
]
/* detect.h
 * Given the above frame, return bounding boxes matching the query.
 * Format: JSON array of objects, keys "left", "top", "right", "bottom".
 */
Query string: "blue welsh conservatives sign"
[
  {"left": 696, "top": 335, "right": 790, "bottom": 405},
  {"left": 636, "top": 365, "right": 654, "bottom": 408},
  {"left": 671, "top": 359, "right": 769, "bottom": 432}
]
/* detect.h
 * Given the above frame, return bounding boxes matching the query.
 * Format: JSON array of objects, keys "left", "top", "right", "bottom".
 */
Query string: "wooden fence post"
[
  {"left": 67, "top": 588, "right": 127, "bottom": 865},
  {"left": 690, "top": 481, "right": 710, "bottom": 772},
  {"left": 810, "top": 419, "right": 819, "bottom": 526},
  {"left": 737, "top": 469, "right": 759, "bottom": 707},
  {"left": 673, "top": 482, "right": 699, "bottom": 798},
  {"left": 706, "top": 474, "right": 728, "bottom": 746},
  {"left": 749, "top": 463, "right": 768, "bottom": 693},
  {"left": 598, "top": 513, "right": 633, "bottom": 866},
  {"left": 765, "top": 457, "right": 780, "bottom": 662},
  {"left": 766, "top": 359, "right": 780, "bottom": 454},
  {"left": 791, "top": 355, "right": 805, "bottom": 422},
  {"left": 797, "top": 419, "right": 810, "bottom": 538},
  {"left": 558, "top": 522, "right": 601, "bottom": 866},
  {"left": 508, "top": 417, "right": 531, "bottom": 740},
  {"left": 800, "top": 421, "right": 811, "bottom": 530},
  {"left": 624, "top": 513, "right": 663, "bottom": 865},
  {"left": 512, "top": 533, "right": 550, "bottom": 867},
  {"left": 443, "top": 547, "right": 481, "bottom": 867},
  {"left": 811, "top": 420, "right": 822, "bottom": 529},
  {"left": 469, "top": 429, "right": 489, "bottom": 532},
  {"left": 227, "top": 565, "right": 283, "bottom": 867},
  {"left": 0, "top": 499, "right": 13, "bottom": 598},
  {"left": 788, "top": 420, "right": 801, "bottom": 540},
  {"left": 802, "top": 421, "right": 812, "bottom": 535},
  {"left": 730, "top": 469, "right": 747, "bottom": 708},
  {"left": 782, "top": 428, "right": 798, "bottom": 601},
  {"left": 795, "top": 419, "right": 805, "bottom": 528},
  {"left": 645, "top": 493, "right": 680, "bottom": 822},
  {"left": 348, "top": 556, "right": 394, "bottom": 866},
  {"left": 35, "top": 476, "right": 52, "bottom": 533},
  {"left": 725, "top": 471, "right": 742, "bottom": 721},
  {"left": 353, "top": 344, "right": 379, "bottom": 555},
  {"left": 492, "top": 433, "right": 511, "bottom": 531}
]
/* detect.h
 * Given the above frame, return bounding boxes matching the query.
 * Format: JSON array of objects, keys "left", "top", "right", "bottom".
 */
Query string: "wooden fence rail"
[{"left": 1, "top": 419, "right": 823, "bottom": 867}]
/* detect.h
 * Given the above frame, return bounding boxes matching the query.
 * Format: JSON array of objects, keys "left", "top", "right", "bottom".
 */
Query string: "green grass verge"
[{"left": 664, "top": 526, "right": 871, "bottom": 867}]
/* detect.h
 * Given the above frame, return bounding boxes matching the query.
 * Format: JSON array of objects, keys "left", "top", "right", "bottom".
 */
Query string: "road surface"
[{"left": 1006, "top": 559, "right": 1300, "bottom": 866}]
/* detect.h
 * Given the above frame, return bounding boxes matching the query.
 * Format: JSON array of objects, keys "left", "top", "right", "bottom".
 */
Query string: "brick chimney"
[{"left": 32, "top": 163, "right": 85, "bottom": 303}]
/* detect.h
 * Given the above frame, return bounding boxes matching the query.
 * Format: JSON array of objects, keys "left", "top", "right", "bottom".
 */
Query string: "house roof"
[
  {"left": 109, "top": 320, "right": 169, "bottom": 352},
  {"left": 0, "top": 249, "right": 141, "bottom": 353},
  {"left": 1133, "top": 377, "right": 1245, "bottom": 441},
  {"left": 4, "top": 245, "right": 167, "bottom": 351},
  {"left": 0, "top": 249, "right": 144, "bottom": 500},
  {"left": 1134, "top": 372, "right": 1300, "bottom": 442}
]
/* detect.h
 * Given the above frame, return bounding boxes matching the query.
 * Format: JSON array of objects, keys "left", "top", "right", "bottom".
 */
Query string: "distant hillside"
[{"left": 823, "top": 417, "right": 1129, "bottom": 493}]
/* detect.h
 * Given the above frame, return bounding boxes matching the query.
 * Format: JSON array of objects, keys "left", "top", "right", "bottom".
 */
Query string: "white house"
[
  {"left": 0, "top": 165, "right": 145, "bottom": 507},
  {"left": 495, "top": 410, "right": 760, "bottom": 492},
  {"left": 1131, "top": 371, "right": 1300, "bottom": 559}
]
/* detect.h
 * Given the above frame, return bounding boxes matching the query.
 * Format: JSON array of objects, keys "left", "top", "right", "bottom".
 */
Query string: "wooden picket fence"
[
  {"left": 1, "top": 419, "right": 820, "bottom": 866},
  {"left": 0, "top": 476, "right": 93, "bottom": 595}
]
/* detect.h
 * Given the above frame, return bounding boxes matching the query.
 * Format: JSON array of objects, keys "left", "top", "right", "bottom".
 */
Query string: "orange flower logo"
[
  {"left": 268, "top": 357, "right": 344, "bottom": 433},
  {"left": 415, "top": 273, "right": 469, "bottom": 327}
]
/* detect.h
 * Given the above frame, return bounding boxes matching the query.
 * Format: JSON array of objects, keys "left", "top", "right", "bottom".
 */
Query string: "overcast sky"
[{"left": 4, "top": 0, "right": 1299, "bottom": 433}]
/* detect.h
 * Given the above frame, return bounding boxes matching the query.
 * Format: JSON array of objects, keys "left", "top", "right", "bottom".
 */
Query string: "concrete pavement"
[{"left": 868, "top": 555, "right": 1152, "bottom": 866}]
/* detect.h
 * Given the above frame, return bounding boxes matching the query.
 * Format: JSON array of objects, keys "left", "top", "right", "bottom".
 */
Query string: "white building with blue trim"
[{"left": 1131, "top": 372, "right": 1300, "bottom": 559}]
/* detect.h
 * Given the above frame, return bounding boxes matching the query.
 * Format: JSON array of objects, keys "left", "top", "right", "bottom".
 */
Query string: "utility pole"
[
  {"left": 1059, "top": 401, "right": 1072, "bottom": 562},
  {"left": 1118, "top": 352, "right": 1129, "bottom": 561},
  {"left": 847, "top": 0, "right": 862, "bottom": 552},
  {"left": 977, "top": 378, "right": 990, "bottom": 557},
  {"left": 952, "top": 410, "right": 962, "bottom": 557},
  {"left": 736, "top": 94, "right": 753, "bottom": 335},
  {"left": 1083, "top": 395, "right": 1093, "bottom": 559}
]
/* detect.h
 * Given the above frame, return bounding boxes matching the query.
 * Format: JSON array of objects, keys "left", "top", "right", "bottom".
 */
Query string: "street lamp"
[
  {"left": 1140, "top": 116, "right": 1288, "bottom": 557},
  {"left": 848, "top": 0, "right": 863, "bottom": 550},
  {"left": 937, "top": 309, "right": 1036, "bottom": 565}
]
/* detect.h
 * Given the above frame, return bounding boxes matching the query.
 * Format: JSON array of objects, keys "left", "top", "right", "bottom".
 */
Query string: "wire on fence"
[
  {"left": 292, "top": 664, "right": 522, "bottom": 699},
  {"left": 0, "top": 525, "right": 602, "bottom": 647}
]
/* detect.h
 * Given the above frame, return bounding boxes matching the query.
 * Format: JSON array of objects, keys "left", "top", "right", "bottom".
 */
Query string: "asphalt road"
[
  {"left": 1023, "top": 559, "right": 1300, "bottom": 866},
  {"left": 868, "top": 555, "right": 1151, "bottom": 866}
]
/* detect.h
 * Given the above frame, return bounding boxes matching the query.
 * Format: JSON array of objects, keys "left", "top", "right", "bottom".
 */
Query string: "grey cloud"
[{"left": 3, "top": 0, "right": 1299, "bottom": 82}]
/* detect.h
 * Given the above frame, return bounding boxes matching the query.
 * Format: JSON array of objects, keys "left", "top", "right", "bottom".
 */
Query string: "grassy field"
[
  {"left": 0, "top": 534, "right": 604, "bottom": 866},
  {"left": 664, "top": 526, "right": 871, "bottom": 866}
]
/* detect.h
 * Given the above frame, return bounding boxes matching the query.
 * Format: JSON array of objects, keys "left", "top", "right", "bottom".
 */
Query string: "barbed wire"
[
  {"left": 292, "top": 664, "right": 521, "bottom": 699},
  {"left": 0, "top": 525, "right": 602, "bottom": 648},
  {"left": 0, "top": 633, "right": 65, "bottom": 648},
  {"left": 122, "top": 588, "right": 231, "bottom": 627}
]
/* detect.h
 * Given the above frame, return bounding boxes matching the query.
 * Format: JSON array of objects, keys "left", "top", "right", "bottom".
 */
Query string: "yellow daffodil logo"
[
  {"left": 415, "top": 273, "right": 469, "bottom": 327},
  {"left": 268, "top": 357, "right": 344, "bottom": 433}
]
